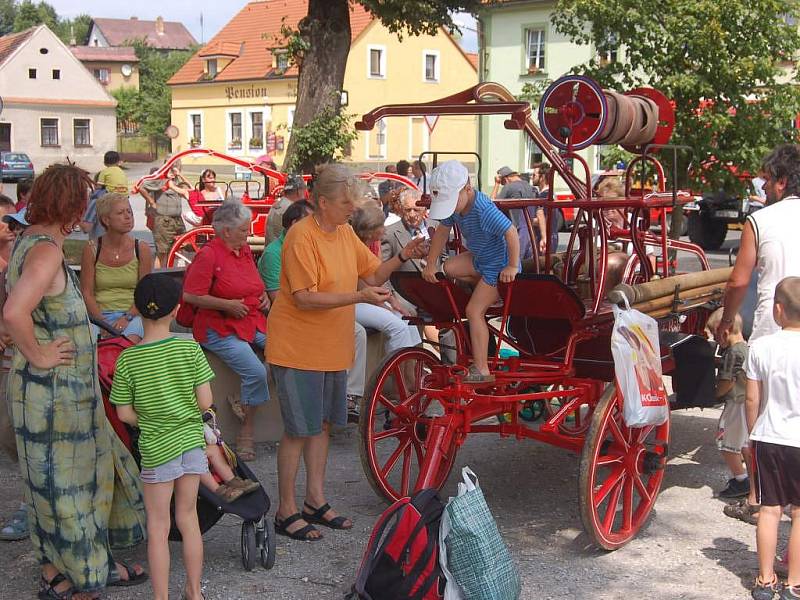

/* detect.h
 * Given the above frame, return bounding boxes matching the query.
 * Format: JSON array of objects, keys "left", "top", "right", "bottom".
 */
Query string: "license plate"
[
  {"left": 11, "top": 163, "right": 25, "bottom": 168},
  {"left": 716, "top": 210, "right": 739, "bottom": 218}
]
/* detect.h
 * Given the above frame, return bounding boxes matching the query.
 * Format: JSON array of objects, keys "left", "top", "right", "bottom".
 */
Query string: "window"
[
  {"left": 368, "top": 45, "right": 386, "bottom": 78},
  {"left": 93, "top": 68, "right": 109, "bottom": 84},
  {"left": 525, "top": 28, "right": 545, "bottom": 71},
  {"left": 73, "top": 119, "right": 91, "bottom": 146},
  {"left": 207, "top": 59, "right": 217, "bottom": 78},
  {"left": 40, "top": 118, "right": 59, "bottom": 146},
  {"left": 423, "top": 51, "right": 439, "bottom": 82},
  {"left": 28, "top": 68, "right": 36, "bottom": 79},
  {"left": 39, "top": 47, "right": 48, "bottom": 54},
  {"left": 189, "top": 114, "right": 203, "bottom": 146},
  {"left": 525, "top": 135, "right": 543, "bottom": 171},
  {"left": 287, "top": 106, "right": 296, "bottom": 132},
  {"left": 250, "top": 112, "right": 263, "bottom": 148},
  {"left": 275, "top": 52, "right": 288, "bottom": 71},
  {"left": 52, "top": 69, "right": 60, "bottom": 80},
  {"left": 599, "top": 34, "right": 619, "bottom": 64},
  {"left": 229, "top": 112, "right": 242, "bottom": 148}
]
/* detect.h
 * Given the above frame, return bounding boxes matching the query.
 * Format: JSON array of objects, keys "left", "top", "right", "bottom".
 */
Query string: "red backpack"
[
  {"left": 349, "top": 489, "right": 445, "bottom": 600},
  {"left": 175, "top": 242, "right": 222, "bottom": 328}
]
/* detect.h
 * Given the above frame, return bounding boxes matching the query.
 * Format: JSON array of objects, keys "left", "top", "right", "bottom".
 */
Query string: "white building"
[{"left": 0, "top": 25, "right": 117, "bottom": 174}]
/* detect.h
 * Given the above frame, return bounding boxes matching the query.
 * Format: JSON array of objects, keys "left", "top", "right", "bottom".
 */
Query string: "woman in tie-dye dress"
[{"left": 3, "top": 164, "right": 147, "bottom": 599}]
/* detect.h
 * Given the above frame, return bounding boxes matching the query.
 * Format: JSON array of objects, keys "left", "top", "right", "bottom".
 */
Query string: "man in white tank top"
[{"left": 718, "top": 144, "right": 800, "bottom": 344}]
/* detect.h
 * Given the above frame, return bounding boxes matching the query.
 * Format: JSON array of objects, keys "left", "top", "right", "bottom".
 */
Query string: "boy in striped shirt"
[
  {"left": 111, "top": 273, "right": 213, "bottom": 600},
  {"left": 423, "top": 160, "right": 520, "bottom": 383}
]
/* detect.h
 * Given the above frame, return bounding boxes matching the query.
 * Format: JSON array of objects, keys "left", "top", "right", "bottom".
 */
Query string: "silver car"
[{"left": 1, "top": 152, "right": 34, "bottom": 182}]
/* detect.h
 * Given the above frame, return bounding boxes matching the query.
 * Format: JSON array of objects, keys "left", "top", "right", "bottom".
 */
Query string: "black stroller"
[{"left": 94, "top": 322, "right": 276, "bottom": 571}]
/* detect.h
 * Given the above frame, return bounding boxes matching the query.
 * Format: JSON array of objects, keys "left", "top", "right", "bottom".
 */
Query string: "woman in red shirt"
[{"left": 182, "top": 202, "right": 269, "bottom": 460}]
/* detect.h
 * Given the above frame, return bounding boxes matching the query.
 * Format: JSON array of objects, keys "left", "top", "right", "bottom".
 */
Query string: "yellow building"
[{"left": 167, "top": 0, "right": 478, "bottom": 172}]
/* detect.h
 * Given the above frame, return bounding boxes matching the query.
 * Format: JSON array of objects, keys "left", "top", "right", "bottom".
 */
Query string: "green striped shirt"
[{"left": 110, "top": 337, "right": 215, "bottom": 469}]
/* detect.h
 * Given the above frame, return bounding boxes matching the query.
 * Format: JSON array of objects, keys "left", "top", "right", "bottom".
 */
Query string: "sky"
[{"left": 47, "top": 0, "right": 478, "bottom": 51}]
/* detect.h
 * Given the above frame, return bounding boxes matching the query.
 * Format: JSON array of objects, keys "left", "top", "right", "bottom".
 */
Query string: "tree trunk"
[{"left": 281, "top": 0, "right": 351, "bottom": 173}]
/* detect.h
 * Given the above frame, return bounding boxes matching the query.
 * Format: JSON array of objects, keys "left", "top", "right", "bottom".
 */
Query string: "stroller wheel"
[
  {"left": 241, "top": 521, "right": 257, "bottom": 571},
  {"left": 259, "top": 519, "right": 277, "bottom": 570}
]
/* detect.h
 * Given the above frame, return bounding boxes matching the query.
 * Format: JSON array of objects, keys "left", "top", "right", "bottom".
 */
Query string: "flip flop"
[
  {"left": 274, "top": 513, "right": 323, "bottom": 541},
  {"left": 107, "top": 562, "right": 148, "bottom": 587},
  {"left": 302, "top": 502, "right": 353, "bottom": 530}
]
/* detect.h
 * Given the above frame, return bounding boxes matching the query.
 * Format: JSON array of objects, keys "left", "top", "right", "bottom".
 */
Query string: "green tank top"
[{"left": 95, "top": 240, "right": 139, "bottom": 311}]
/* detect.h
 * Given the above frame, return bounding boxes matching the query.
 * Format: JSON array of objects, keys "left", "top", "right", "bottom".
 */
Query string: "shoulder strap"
[
  {"left": 94, "top": 236, "right": 103, "bottom": 265},
  {"left": 134, "top": 239, "right": 140, "bottom": 260},
  {"left": 354, "top": 497, "right": 411, "bottom": 598}
]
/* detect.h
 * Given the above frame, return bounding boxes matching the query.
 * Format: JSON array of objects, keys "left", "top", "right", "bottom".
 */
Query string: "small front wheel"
[
  {"left": 241, "top": 520, "right": 257, "bottom": 571},
  {"left": 258, "top": 519, "right": 276, "bottom": 570}
]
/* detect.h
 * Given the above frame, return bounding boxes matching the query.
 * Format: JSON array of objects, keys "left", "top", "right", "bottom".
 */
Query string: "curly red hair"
[{"left": 26, "top": 163, "right": 93, "bottom": 233}]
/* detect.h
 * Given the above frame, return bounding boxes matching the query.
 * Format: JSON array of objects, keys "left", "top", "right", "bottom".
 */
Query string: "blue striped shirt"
[{"left": 442, "top": 191, "right": 512, "bottom": 284}]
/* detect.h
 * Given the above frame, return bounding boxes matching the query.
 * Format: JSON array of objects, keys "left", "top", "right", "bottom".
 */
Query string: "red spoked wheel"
[
  {"left": 538, "top": 76, "right": 608, "bottom": 150},
  {"left": 359, "top": 348, "right": 457, "bottom": 503},
  {"left": 579, "top": 383, "right": 670, "bottom": 550},
  {"left": 165, "top": 226, "right": 215, "bottom": 268}
]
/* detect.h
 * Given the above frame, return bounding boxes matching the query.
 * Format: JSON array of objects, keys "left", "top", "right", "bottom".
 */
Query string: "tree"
[
  {"left": 551, "top": 0, "right": 800, "bottom": 193},
  {"left": 12, "top": 0, "right": 56, "bottom": 32},
  {"left": 0, "top": 0, "right": 16, "bottom": 36},
  {"left": 282, "top": 0, "right": 481, "bottom": 172}
]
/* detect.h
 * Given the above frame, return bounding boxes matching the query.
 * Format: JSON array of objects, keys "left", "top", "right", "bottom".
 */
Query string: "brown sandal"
[
  {"left": 723, "top": 498, "right": 760, "bottom": 524},
  {"left": 226, "top": 394, "right": 245, "bottom": 422},
  {"left": 236, "top": 434, "right": 256, "bottom": 461}
]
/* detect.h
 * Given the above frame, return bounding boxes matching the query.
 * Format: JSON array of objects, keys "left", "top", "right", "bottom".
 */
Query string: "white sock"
[{"left": 734, "top": 473, "right": 748, "bottom": 482}]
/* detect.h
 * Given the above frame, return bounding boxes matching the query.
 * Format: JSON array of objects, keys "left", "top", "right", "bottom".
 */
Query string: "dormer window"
[
  {"left": 272, "top": 49, "right": 288, "bottom": 71},
  {"left": 207, "top": 59, "right": 217, "bottom": 78}
]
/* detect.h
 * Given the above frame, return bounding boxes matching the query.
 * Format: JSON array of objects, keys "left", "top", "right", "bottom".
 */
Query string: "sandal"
[
  {"left": 236, "top": 434, "right": 256, "bottom": 462},
  {"left": 107, "top": 561, "right": 148, "bottom": 588},
  {"left": 723, "top": 497, "right": 760, "bottom": 525},
  {"left": 215, "top": 482, "right": 245, "bottom": 504},
  {"left": 0, "top": 506, "right": 29, "bottom": 541},
  {"left": 226, "top": 394, "right": 245, "bottom": 422},
  {"left": 38, "top": 573, "right": 72, "bottom": 600},
  {"left": 274, "top": 513, "right": 323, "bottom": 541},
  {"left": 302, "top": 502, "right": 353, "bottom": 530},
  {"left": 463, "top": 366, "right": 495, "bottom": 384},
  {"left": 752, "top": 574, "right": 782, "bottom": 600}
]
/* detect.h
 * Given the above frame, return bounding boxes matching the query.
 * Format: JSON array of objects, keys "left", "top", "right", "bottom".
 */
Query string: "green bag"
[{"left": 439, "top": 467, "right": 521, "bottom": 600}]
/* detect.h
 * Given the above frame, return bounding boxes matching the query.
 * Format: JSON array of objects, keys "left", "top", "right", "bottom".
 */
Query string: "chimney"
[
  {"left": 155, "top": 16, "right": 164, "bottom": 36},
  {"left": 130, "top": 16, "right": 138, "bottom": 20}
]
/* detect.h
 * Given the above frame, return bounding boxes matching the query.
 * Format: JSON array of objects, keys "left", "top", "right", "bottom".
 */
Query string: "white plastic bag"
[{"left": 611, "top": 296, "right": 669, "bottom": 427}]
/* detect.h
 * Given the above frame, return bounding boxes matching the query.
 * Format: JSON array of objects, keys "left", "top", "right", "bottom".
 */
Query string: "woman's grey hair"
[
  {"left": 351, "top": 202, "right": 385, "bottom": 243},
  {"left": 211, "top": 201, "right": 251, "bottom": 233},
  {"left": 398, "top": 187, "right": 422, "bottom": 207}
]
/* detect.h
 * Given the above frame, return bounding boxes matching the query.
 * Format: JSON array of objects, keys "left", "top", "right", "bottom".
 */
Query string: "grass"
[{"left": 63, "top": 238, "right": 87, "bottom": 266}]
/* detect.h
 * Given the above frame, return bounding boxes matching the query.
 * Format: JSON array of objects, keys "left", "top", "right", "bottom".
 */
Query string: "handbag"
[
  {"left": 439, "top": 467, "right": 521, "bottom": 600},
  {"left": 611, "top": 296, "right": 669, "bottom": 427}
]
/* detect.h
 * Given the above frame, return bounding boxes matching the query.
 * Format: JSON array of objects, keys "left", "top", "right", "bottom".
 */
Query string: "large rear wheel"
[
  {"left": 579, "top": 384, "right": 670, "bottom": 550},
  {"left": 165, "top": 226, "right": 215, "bottom": 267},
  {"left": 359, "top": 348, "right": 457, "bottom": 502}
]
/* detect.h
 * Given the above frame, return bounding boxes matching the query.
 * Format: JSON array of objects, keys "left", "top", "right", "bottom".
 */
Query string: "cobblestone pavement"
[{"left": 0, "top": 405, "right": 777, "bottom": 599}]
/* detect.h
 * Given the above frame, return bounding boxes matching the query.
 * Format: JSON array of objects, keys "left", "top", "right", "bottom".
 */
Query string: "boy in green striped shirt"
[{"left": 111, "top": 273, "right": 213, "bottom": 600}]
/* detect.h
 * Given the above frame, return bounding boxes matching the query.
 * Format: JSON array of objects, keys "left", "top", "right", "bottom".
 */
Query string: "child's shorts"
[
  {"left": 140, "top": 447, "right": 208, "bottom": 484},
  {"left": 753, "top": 441, "right": 800, "bottom": 506},
  {"left": 716, "top": 399, "right": 749, "bottom": 453}
]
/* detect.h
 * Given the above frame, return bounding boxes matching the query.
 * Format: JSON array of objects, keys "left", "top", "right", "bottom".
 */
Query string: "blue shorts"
[
  {"left": 270, "top": 366, "right": 347, "bottom": 437},
  {"left": 140, "top": 447, "right": 208, "bottom": 484},
  {"left": 94, "top": 310, "right": 144, "bottom": 339}
]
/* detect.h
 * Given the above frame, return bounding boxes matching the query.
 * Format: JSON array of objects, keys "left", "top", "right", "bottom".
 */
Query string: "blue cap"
[{"left": 2, "top": 207, "right": 28, "bottom": 227}]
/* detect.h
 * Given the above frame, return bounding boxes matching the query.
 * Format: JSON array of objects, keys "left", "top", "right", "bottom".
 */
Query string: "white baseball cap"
[{"left": 428, "top": 160, "right": 469, "bottom": 220}]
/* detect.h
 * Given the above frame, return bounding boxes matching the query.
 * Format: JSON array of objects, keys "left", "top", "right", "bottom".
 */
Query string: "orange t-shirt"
[{"left": 266, "top": 216, "right": 381, "bottom": 371}]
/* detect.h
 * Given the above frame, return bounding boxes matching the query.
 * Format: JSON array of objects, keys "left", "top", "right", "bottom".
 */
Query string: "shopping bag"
[
  {"left": 611, "top": 296, "right": 669, "bottom": 427},
  {"left": 439, "top": 467, "right": 520, "bottom": 600}
]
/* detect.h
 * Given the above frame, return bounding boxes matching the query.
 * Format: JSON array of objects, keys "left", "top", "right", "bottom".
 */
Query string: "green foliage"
[
  {"left": 0, "top": 0, "right": 16, "bottom": 35},
  {"left": 598, "top": 146, "right": 634, "bottom": 170},
  {"left": 552, "top": 0, "right": 800, "bottom": 193},
  {"left": 125, "top": 39, "right": 194, "bottom": 136},
  {"left": 357, "top": 0, "right": 481, "bottom": 37},
  {"left": 283, "top": 108, "right": 358, "bottom": 172},
  {"left": 12, "top": 0, "right": 54, "bottom": 32},
  {"left": 519, "top": 77, "right": 554, "bottom": 106},
  {"left": 111, "top": 86, "right": 141, "bottom": 124},
  {"left": 3, "top": 0, "right": 92, "bottom": 46}
]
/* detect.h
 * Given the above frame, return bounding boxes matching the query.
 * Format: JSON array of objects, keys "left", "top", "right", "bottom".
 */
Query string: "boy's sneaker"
[
  {"left": 228, "top": 476, "right": 260, "bottom": 496},
  {"left": 347, "top": 395, "right": 361, "bottom": 424},
  {"left": 719, "top": 476, "right": 750, "bottom": 499},
  {"left": 752, "top": 575, "right": 783, "bottom": 600}
]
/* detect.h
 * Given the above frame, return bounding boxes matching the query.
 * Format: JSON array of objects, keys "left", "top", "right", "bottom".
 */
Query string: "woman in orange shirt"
[{"left": 267, "top": 164, "right": 426, "bottom": 541}]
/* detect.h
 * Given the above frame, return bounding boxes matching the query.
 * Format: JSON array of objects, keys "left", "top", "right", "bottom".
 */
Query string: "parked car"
[
  {"left": 684, "top": 187, "right": 763, "bottom": 250},
  {"left": 1, "top": 152, "right": 34, "bottom": 182}
]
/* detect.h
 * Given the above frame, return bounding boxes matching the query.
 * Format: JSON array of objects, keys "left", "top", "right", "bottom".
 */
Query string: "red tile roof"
[
  {"left": 0, "top": 27, "right": 35, "bottom": 68},
  {"left": 199, "top": 41, "right": 241, "bottom": 59},
  {"left": 70, "top": 45, "right": 139, "bottom": 62},
  {"left": 90, "top": 17, "right": 197, "bottom": 50},
  {"left": 169, "top": 0, "right": 374, "bottom": 85}
]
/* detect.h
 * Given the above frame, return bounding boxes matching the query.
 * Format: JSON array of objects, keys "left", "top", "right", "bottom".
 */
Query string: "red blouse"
[{"left": 183, "top": 237, "right": 266, "bottom": 343}]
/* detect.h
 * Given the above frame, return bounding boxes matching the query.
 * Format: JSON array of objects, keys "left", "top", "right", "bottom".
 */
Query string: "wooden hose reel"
[{"left": 538, "top": 76, "right": 675, "bottom": 151}]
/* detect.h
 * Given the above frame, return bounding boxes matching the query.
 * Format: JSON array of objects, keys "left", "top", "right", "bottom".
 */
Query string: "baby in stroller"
[{"left": 201, "top": 408, "right": 260, "bottom": 503}]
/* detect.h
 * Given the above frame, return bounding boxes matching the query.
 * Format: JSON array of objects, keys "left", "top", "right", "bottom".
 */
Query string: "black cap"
[{"left": 134, "top": 273, "right": 182, "bottom": 320}]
